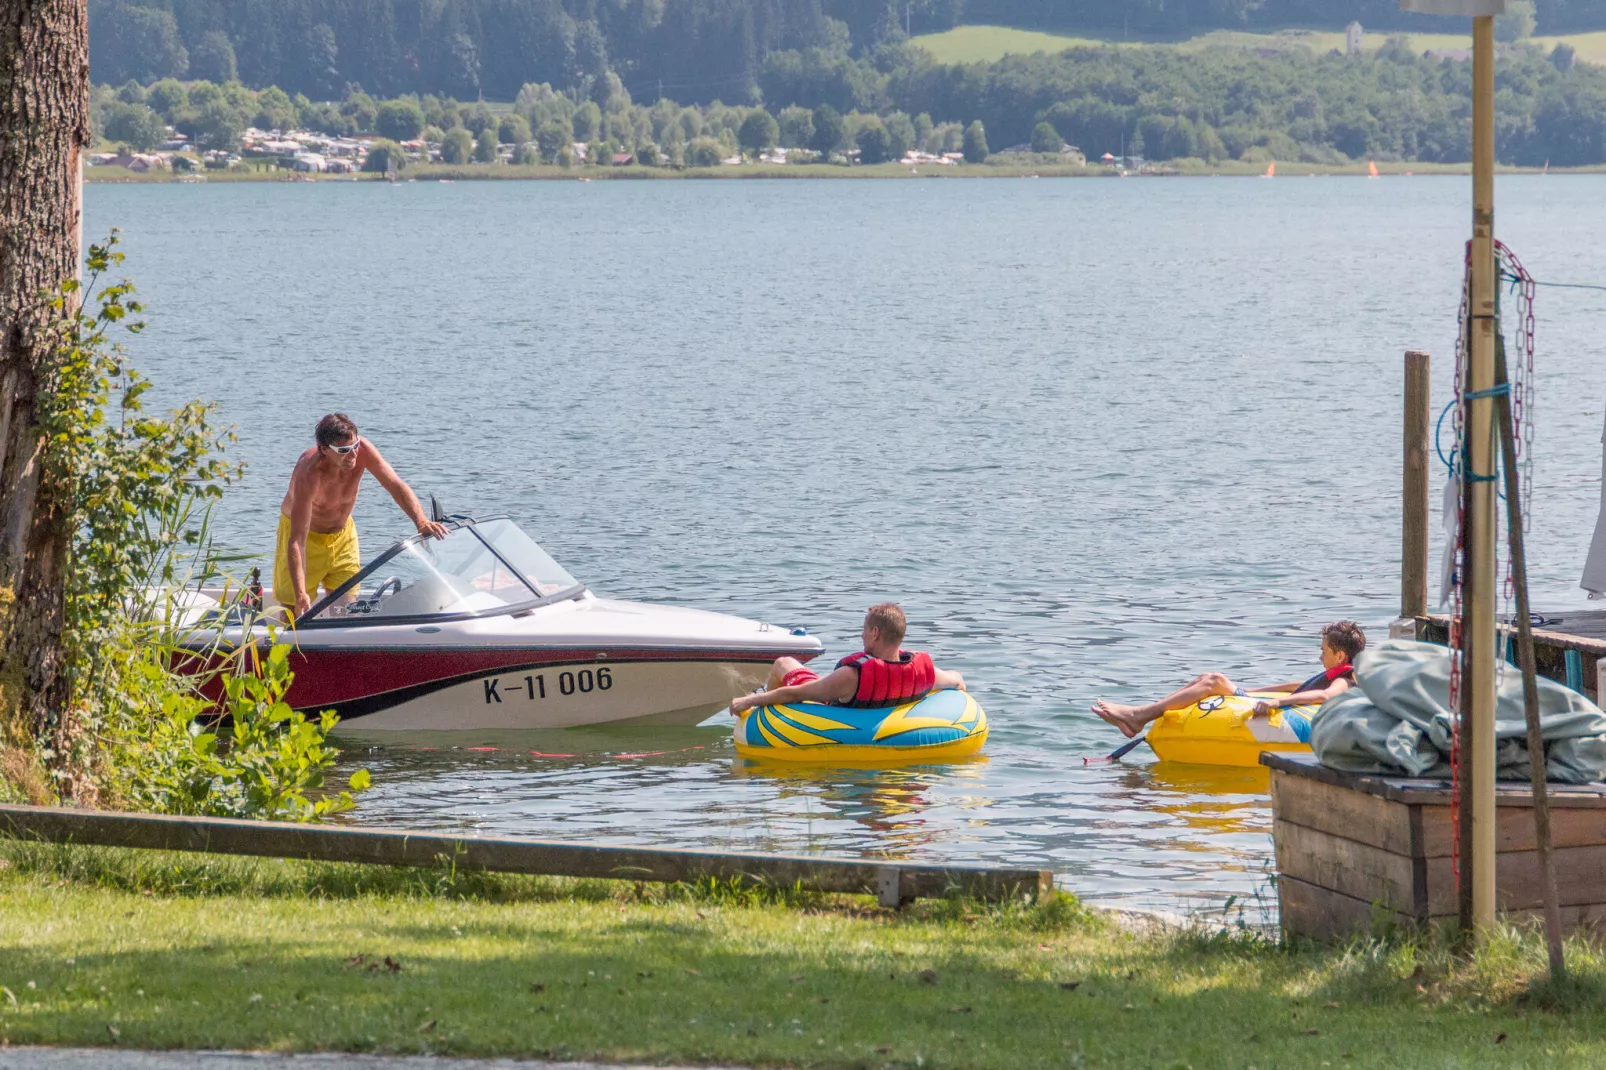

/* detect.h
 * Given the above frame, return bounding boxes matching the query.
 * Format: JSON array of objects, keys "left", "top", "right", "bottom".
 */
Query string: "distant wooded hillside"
[{"left": 89, "top": 0, "right": 1606, "bottom": 104}]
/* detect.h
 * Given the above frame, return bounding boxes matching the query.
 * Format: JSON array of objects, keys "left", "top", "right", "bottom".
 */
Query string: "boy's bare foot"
[{"left": 1092, "top": 699, "right": 1145, "bottom": 738}]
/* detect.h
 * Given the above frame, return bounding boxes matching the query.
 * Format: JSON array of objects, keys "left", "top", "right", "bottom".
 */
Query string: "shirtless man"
[
  {"left": 275, "top": 413, "right": 448, "bottom": 620},
  {"left": 730, "top": 603, "right": 966, "bottom": 714}
]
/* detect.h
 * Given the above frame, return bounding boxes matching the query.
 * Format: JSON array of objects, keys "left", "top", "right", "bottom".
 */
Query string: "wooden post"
[
  {"left": 1403, "top": 351, "right": 1432, "bottom": 621},
  {"left": 1463, "top": 13, "right": 1500, "bottom": 936},
  {"left": 1495, "top": 334, "right": 1566, "bottom": 978},
  {"left": 0, "top": 802, "right": 1055, "bottom": 905}
]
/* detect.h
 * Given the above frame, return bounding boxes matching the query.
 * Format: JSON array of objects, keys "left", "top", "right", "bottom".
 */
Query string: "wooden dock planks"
[
  {"left": 0, "top": 803, "right": 1053, "bottom": 908},
  {"left": 1265, "top": 752, "right": 1606, "bottom": 939},
  {"left": 1417, "top": 611, "right": 1606, "bottom": 701}
]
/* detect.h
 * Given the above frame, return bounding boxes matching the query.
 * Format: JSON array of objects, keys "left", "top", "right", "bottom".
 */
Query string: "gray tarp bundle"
[{"left": 1311, "top": 639, "right": 1606, "bottom": 783}]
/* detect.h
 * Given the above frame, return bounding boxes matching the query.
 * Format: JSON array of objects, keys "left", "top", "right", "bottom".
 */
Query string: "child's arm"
[
  {"left": 1253, "top": 677, "right": 1353, "bottom": 714},
  {"left": 731, "top": 666, "right": 857, "bottom": 714}
]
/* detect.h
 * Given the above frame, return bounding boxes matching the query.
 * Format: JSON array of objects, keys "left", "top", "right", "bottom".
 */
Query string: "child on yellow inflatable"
[{"left": 1092, "top": 621, "right": 1367, "bottom": 739}]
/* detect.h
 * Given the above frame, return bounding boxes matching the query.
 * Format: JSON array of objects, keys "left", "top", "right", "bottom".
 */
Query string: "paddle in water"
[{"left": 1082, "top": 733, "right": 1149, "bottom": 764}]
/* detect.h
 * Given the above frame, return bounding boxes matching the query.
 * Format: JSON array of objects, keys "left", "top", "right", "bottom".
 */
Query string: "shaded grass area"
[
  {"left": 912, "top": 24, "right": 1606, "bottom": 66},
  {"left": 2, "top": 842, "right": 1606, "bottom": 1068}
]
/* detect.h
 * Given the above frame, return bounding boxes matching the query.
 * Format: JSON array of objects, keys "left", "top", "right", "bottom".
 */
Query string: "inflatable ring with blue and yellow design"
[{"left": 735, "top": 689, "right": 987, "bottom": 764}]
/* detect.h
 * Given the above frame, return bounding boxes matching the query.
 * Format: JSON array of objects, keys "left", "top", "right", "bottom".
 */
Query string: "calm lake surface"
[{"left": 86, "top": 175, "right": 1606, "bottom": 919}]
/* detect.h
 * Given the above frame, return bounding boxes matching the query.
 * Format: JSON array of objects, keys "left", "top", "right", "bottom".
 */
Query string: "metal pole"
[
  {"left": 1494, "top": 335, "right": 1566, "bottom": 978},
  {"left": 1403, "top": 351, "right": 1432, "bottom": 621},
  {"left": 1463, "top": 13, "right": 1500, "bottom": 935}
]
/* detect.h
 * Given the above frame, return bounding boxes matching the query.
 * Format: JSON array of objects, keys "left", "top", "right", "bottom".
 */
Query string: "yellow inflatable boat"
[
  {"left": 734, "top": 689, "right": 987, "bottom": 764},
  {"left": 1144, "top": 694, "right": 1316, "bottom": 767}
]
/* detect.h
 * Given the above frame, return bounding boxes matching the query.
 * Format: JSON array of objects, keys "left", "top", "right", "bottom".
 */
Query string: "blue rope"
[
  {"left": 1435, "top": 398, "right": 1457, "bottom": 472},
  {"left": 1463, "top": 383, "right": 1511, "bottom": 400},
  {"left": 1433, "top": 397, "right": 1508, "bottom": 498}
]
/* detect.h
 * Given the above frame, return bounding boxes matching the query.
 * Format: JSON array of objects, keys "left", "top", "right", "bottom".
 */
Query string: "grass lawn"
[
  {"left": 2, "top": 842, "right": 1605, "bottom": 1068},
  {"left": 912, "top": 24, "right": 1605, "bottom": 66}
]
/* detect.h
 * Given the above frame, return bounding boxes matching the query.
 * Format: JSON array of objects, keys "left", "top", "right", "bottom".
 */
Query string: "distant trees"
[
  {"left": 963, "top": 120, "right": 988, "bottom": 163},
  {"left": 372, "top": 100, "right": 423, "bottom": 140},
  {"left": 86, "top": 36, "right": 1606, "bottom": 171},
  {"left": 473, "top": 125, "right": 499, "bottom": 162},
  {"left": 686, "top": 136, "right": 723, "bottom": 167},
  {"left": 738, "top": 110, "right": 779, "bottom": 155},
  {"left": 102, "top": 101, "right": 165, "bottom": 150},
  {"left": 778, "top": 105, "right": 814, "bottom": 148},
  {"left": 191, "top": 99, "right": 243, "bottom": 151},
  {"left": 855, "top": 116, "right": 891, "bottom": 163},
  {"left": 78, "top": 0, "right": 1606, "bottom": 110},
  {"left": 810, "top": 104, "right": 845, "bottom": 156},
  {"left": 254, "top": 87, "right": 298, "bottom": 132},
  {"left": 1498, "top": 0, "right": 1538, "bottom": 41},
  {"left": 498, "top": 113, "right": 531, "bottom": 146},
  {"left": 362, "top": 139, "right": 406, "bottom": 172},
  {"left": 89, "top": 3, "right": 187, "bottom": 84},
  {"left": 375, "top": 100, "right": 424, "bottom": 141},
  {"left": 572, "top": 101, "right": 602, "bottom": 141},
  {"left": 535, "top": 119, "right": 572, "bottom": 162},
  {"left": 441, "top": 127, "right": 473, "bottom": 164},
  {"left": 189, "top": 30, "right": 236, "bottom": 84}
]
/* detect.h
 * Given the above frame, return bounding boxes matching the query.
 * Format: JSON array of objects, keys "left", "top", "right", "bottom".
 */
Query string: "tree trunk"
[{"left": 0, "top": 0, "right": 89, "bottom": 786}]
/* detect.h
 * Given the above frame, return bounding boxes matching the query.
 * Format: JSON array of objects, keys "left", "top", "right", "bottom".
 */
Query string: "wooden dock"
[
  {"left": 1413, "top": 610, "right": 1605, "bottom": 702},
  {"left": 0, "top": 803, "right": 1053, "bottom": 908},
  {"left": 1263, "top": 752, "right": 1606, "bottom": 940}
]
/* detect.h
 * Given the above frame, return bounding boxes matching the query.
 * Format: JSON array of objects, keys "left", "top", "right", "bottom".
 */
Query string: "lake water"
[{"left": 86, "top": 174, "right": 1606, "bottom": 919}]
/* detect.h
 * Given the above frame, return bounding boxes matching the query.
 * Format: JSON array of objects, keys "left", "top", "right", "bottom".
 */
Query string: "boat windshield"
[{"left": 307, "top": 518, "right": 580, "bottom": 622}]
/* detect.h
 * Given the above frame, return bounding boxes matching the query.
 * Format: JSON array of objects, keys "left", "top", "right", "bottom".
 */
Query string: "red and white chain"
[{"left": 1449, "top": 242, "right": 1470, "bottom": 885}]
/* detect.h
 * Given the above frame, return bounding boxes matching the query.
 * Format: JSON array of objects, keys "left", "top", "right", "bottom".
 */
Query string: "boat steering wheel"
[{"left": 374, "top": 576, "right": 403, "bottom": 600}]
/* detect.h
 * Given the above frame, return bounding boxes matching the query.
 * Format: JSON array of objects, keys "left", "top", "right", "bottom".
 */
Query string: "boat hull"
[
  {"left": 297, "top": 648, "right": 773, "bottom": 731},
  {"left": 193, "top": 595, "right": 821, "bottom": 733}
]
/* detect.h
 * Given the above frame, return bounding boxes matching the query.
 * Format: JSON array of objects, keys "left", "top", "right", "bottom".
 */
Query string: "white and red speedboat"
[{"left": 184, "top": 514, "right": 822, "bottom": 732}]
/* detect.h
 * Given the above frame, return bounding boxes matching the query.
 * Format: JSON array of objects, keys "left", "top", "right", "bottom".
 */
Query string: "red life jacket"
[
  {"left": 1294, "top": 663, "right": 1355, "bottom": 693},
  {"left": 836, "top": 650, "right": 937, "bottom": 709}
]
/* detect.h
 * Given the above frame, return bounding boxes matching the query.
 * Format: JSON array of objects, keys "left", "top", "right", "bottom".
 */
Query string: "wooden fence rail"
[{"left": 0, "top": 803, "right": 1053, "bottom": 908}]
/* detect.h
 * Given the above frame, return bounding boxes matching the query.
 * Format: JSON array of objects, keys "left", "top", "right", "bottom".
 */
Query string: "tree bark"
[{"left": 0, "top": 0, "right": 88, "bottom": 778}]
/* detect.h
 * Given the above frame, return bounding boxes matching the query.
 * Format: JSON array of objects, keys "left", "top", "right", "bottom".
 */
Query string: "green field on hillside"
[{"left": 912, "top": 24, "right": 1606, "bottom": 65}]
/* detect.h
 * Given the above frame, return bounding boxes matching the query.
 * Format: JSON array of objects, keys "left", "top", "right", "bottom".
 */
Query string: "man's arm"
[
  {"left": 932, "top": 666, "right": 966, "bottom": 692},
  {"left": 286, "top": 470, "right": 316, "bottom": 619},
  {"left": 363, "top": 439, "right": 447, "bottom": 538},
  {"left": 731, "top": 666, "right": 858, "bottom": 714}
]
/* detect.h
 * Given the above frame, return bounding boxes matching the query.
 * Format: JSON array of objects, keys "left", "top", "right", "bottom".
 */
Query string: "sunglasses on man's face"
[{"left": 325, "top": 440, "right": 360, "bottom": 455}]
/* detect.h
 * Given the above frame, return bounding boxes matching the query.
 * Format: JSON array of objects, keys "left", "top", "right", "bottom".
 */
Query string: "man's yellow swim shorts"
[{"left": 273, "top": 513, "right": 361, "bottom": 610}]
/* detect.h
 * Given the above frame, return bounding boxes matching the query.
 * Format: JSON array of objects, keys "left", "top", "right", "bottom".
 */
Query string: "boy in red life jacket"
[
  {"left": 1091, "top": 620, "right": 1367, "bottom": 739},
  {"left": 730, "top": 602, "right": 966, "bottom": 714}
]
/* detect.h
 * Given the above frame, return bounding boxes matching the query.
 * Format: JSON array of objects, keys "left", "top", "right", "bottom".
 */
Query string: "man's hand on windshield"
[
  {"left": 294, "top": 591, "right": 313, "bottom": 619},
  {"left": 418, "top": 519, "right": 449, "bottom": 540}
]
